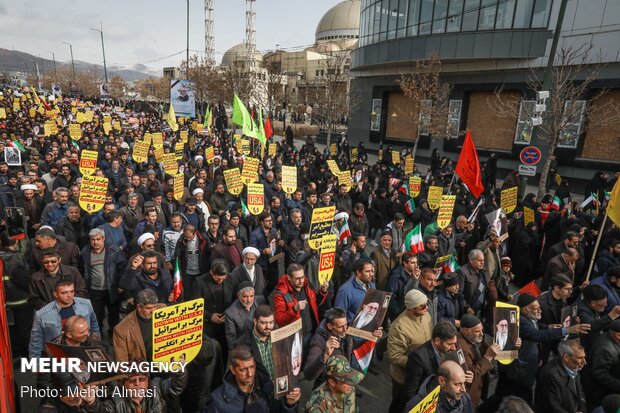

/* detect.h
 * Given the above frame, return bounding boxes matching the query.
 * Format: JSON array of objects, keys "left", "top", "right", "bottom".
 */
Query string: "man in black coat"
[
  {"left": 201, "top": 258, "right": 235, "bottom": 360},
  {"left": 457, "top": 249, "right": 488, "bottom": 317},
  {"left": 538, "top": 275, "right": 573, "bottom": 364},
  {"left": 403, "top": 320, "right": 459, "bottom": 401},
  {"left": 578, "top": 284, "right": 620, "bottom": 352},
  {"left": 534, "top": 340, "right": 587, "bottom": 413},
  {"left": 583, "top": 319, "right": 620, "bottom": 410}
]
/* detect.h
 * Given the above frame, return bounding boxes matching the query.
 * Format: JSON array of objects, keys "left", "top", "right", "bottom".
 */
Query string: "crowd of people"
[{"left": 1, "top": 84, "right": 620, "bottom": 413}]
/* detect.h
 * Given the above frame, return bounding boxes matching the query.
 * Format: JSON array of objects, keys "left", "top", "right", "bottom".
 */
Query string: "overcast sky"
[{"left": 0, "top": 0, "right": 341, "bottom": 73}]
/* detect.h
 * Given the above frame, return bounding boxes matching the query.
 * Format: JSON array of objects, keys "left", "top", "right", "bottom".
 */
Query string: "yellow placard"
[
  {"left": 79, "top": 175, "right": 108, "bottom": 213},
  {"left": 338, "top": 170, "right": 353, "bottom": 191},
  {"left": 223, "top": 168, "right": 243, "bottom": 196},
  {"left": 392, "top": 150, "right": 400, "bottom": 165},
  {"left": 174, "top": 174, "right": 184, "bottom": 201},
  {"left": 69, "top": 123, "right": 82, "bottom": 140},
  {"left": 103, "top": 115, "right": 112, "bottom": 123},
  {"left": 501, "top": 186, "right": 518, "bottom": 214},
  {"left": 407, "top": 385, "right": 440, "bottom": 413},
  {"left": 162, "top": 153, "right": 178, "bottom": 175},
  {"left": 268, "top": 143, "right": 277, "bottom": 157},
  {"left": 13, "top": 101, "right": 20, "bottom": 112},
  {"left": 247, "top": 183, "right": 264, "bottom": 215},
  {"left": 409, "top": 176, "right": 422, "bottom": 198},
  {"left": 523, "top": 206, "right": 535, "bottom": 227},
  {"left": 326, "top": 159, "right": 340, "bottom": 175},
  {"left": 437, "top": 195, "right": 456, "bottom": 229},
  {"left": 154, "top": 147, "right": 165, "bottom": 163},
  {"left": 143, "top": 133, "right": 152, "bottom": 144},
  {"left": 235, "top": 135, "right": 243, "bottom": 152},
  {"left": 38, "top": 105, "right": 45, "bottom": 115},
  {"left": 152, "top": 298, "right": 204, "bottom": 363},
  {"left": 330, "top": 143, "right": 337, "bottom": 156},
  {"left": 427, "top": 186, "right": 443, "bottom": 210},
  {"left": 79, "top": 150, "right": 98, "bottom": 176},
  {"left": 281, "top": 165, "right": 297, "bottom": 194},
  {"left": 103, "top": 122, "right": 112, "bottom": 134},
  {"left": 180, "top": 130, "right": 188, "bottom": 143},
  {"left": 318, "top": 234, "right": 338, "bottom": 286},
  {"left": 405, "top": 156, "right": 414, "bottom": 175},
  {"left": 0, "top": 108, "right": 6, "bottom": 119},
  {"left": 29, "top": 107, "right": 36, "bottom": 118},
  {"left": 175, "top": 146, "right": 184, "bottom": 161},
  {"left": 308, "top": 206, "right": 336, "bottom": 250},
  {"left": 152, "top": 132, "right": 163, "bottom": 148},
  {"left": 378, "top": 149, "right": 383, "bottom": 162},
  {"left": 241, "top": 156, "right": 260, "bottom": 184},
  {"left": 351, "top": 147, "right": 358, "bottom": 162},
  {"left": 242, "top": 138, "right": 250, "bottom": 155},
  {"left": 205, "top": 146, "right": 214, "bottom": 164},
  {"left": 132, "top": 140, "right": 150, "bottom": 164}
]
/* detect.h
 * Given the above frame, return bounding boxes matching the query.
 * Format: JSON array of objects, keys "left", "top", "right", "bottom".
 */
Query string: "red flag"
[
  {"left": 39, "top": 96, "right": 51, "bottom": 111},
  {"left": 516, "top": 280, "right": 541, "bottom": 298},
  {"left": 264, "top": 117, "right": 274, "bottom": 139},
  {"left": 455, "top": 131, "right": 484, "bottom": 198}
]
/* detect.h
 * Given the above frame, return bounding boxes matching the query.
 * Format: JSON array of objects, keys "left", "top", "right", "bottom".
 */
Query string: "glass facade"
[{"left": 359, "top": 0, "right": 553, "bottom": 46}]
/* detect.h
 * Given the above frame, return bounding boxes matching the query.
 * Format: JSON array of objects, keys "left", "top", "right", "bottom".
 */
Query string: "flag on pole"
[
  {"left": 455, "top": 131, "right": 485, "bottom": 198},
  {"left": 551, "top": 195, "right": 561, "bottom": 211},
  {"left": 172, "top": 258, "right": 183, "bottom": 301},
  {"left": 168, "top": 104, "right": 179, "bottom": 132},
  {"left": 516, "top": 280, "right": 542, "bottom": 298},
  {"left": 203, "top": 106, "right": 212, "bottom": 128},
  {"left": 232, "top": 94, "right": 259, "bottom": 141},
  {"left": 399, "top": 182, "right": 410, "bottom": 197},
  {"left": 353, "top": 340, "right": 376, "bottom": 374},
  {"left": 9, "top": 140, "right": 25, "bottom": 152},
  {"left": 388, "top": 177, "right": 401, "bottom": 188},
  {"left": 402, "top": 224, "right": 424, "bottom": 253},
  {"left": 580, "top": 193, "right": 599, "bottom": 209},
  {"left": 467, "top": 198, "right": 485, "bottom": 223},
  {"left": 608, "top": 179, "right": 620, "bottom": 227},
  {"left": 264, "top": 117, "right": 274, "bottom": 139},
  {"left": 443, "top": 256, "right": 460, "bottom": 273},
  {"left": 337, "top": 219, "right": 351, "bottom": 244},
  {"left": 255, "top": 107, "right": 267, "bottom": 147},
  {"left": 240, "top": 198, "right": 251, "bottom": 218},
  {"left": 405, "top": 198, "right": 416, "bottom": 215}
]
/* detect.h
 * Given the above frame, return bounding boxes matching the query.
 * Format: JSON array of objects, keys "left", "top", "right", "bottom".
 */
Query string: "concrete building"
[{"left": 349, "top": 0, "right": 620, "bottom": 180}]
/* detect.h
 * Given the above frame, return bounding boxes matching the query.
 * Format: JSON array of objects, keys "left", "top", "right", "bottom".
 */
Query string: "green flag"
[
  {"left": 203, "top": 106, "right": 210, "bottom": 128},
  {"left": 232, "top": 94, "right": 257, "bottom": 140},
  {"left": 255, "top": 107, "right": 266, "bottom": 147}
]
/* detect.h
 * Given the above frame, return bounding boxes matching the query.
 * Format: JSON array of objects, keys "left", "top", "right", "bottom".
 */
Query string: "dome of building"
[
  {"left": 221, "top": 43, "right": 263, "bottom": 66},
  {"left": 315, "top": 0, "right": 360, "bottom": 44}
]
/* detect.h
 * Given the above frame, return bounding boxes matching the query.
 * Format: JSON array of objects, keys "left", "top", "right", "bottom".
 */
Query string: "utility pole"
[
  {"left": 48, "top": 51, "right": 57, "bottom": 78},
  {"left": 62, "top": 41, "right": 76, "bottom": 82},
  {"left": 90, "top": 23, "right": 109, "bottom": 83}
]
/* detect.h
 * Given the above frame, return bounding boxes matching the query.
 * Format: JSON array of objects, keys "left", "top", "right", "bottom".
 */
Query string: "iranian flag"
[
  {"left": 9, "top": 140, "right": 25, "bottom": 152},
  {"left": 443, "top": 256, "right": 460, "bottom": 273},
  {"left": 402, "top": 224, "right": 424, "bottom": 253},
  {"left": 399, "top": 182, "right": 410, "bottom": 197},
  {"left": 172, "top": 258, "right": 183, "bottom": 302},
  {"left": 353, "top": 340, "right": 376, "bottom": 374},
  {"left": 580, "top": 193, "right": 599, "bottom": 209},
  {"left": 388, "top": 177, "right": 401, "bottom": 188},
  {"left": 240, "top": 198, "right": 251, "bottom": 218},
  {"left": 337, "top": 219, "right": 351, "bottom": 244},
  {"left": 405, "top": 198, "right": 416, "bottom": 215},
  {"left": 551, "top": 195, "right": 561, "bottom": 211}
]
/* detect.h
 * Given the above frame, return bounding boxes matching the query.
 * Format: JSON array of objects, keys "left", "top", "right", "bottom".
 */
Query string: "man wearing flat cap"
[{"left": 305, "top": 355, "right": 363, "bottom": 413}]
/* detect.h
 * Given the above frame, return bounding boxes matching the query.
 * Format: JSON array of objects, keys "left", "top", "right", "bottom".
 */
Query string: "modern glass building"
[{"left": 349, "top": 0, "right": 620, "bottom": 178}]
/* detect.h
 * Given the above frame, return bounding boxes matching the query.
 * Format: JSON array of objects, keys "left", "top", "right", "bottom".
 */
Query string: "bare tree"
[
  {"left": 397, "top": 54, "right": 452, "bottom": 159},
  {"left": 134, "top": 76, "right": 170, "bottom": 102},
  {"left": 493, "top": 44, "right": 620, "bottom": 198},
  {"left": 109, "top": 75, "right": 127, "bottom": 101}
]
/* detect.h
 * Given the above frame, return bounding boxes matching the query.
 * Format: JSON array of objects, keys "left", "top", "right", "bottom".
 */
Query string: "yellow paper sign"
[
  {"left": 79, "top": 150, "right": 98, "bottom": 176},
  {"left": 437, "top": 195, "right": 456, "bottom": 229},
  {"left": 405, "top": 156, "right": 414, "bottom": 175},
  {"left": 205, "top": 146, "right": 214, "bottom": 164},
  {"left": 29, "top": 108, "right": 36, "bottom": 118},
  {"left": 501, "top": 186, "right": 518, "bottom": 214},
  {"left": 241, "top": 156, "right": 260, "bottom": 184},
  {"left": 154, "top": 147, "right": 165, "bottom": 163},
  {"left": 0, "top": 108, "right": 6, "bottom": 119},
  {"left": 103, "top": 122, "right": 112, "bottom": 134},
  {"left": 268, "top": 143, "right": 277, "bottom": 157},
  {"left": 407, "top": 385, "right": 440, "bottom": 413},
  {"left": 173, "top": 174, "right": 184, "bottom": 201},
  {"left": 13, "top": 101, "right": 20, "bottom": 112},
  {"left": 281, "top": 165, "right": 297, "bottom": 194},
  {"left": 242, "top": 138, "right": 250, "bottom": 155},
  {"left": 247, "top": 183, "right": 265, "bottom": 215},
  {"left": 180, "top": 130, "right": 188, "bottom": 143},
  {"left": 378, "top": 149, "right": 383, "bottom": 162},
  {"left": 330, "top": 143, "right": 337, "bottom": 156},
  {"left": 524, "top": 206, "right": 535, "bottom": 227},
  {"left": 392, "top": 150, "right": 400, "bottom": 165},
  {"left": 103, "top": 115, "right": 112, "bottom": 123},
  {"left": 143, "top": 133, "right": 152, "bottom": 144},
  {"left": 409, "top": 176, "right": 422, "bottom": 198},
  {"left": 308, "top": 206, "right": 336, "bottom": 250},
  {"left": 152, "top": 132, "right": 163, "bottom": 148},
  {"left": 79, "top": 175, "right": 108, "bottom": 213},
  {"left": 351, "top": 148, "right": 358, "bottom": 162},
  {"left": 162, "top": 153, "right": 178, "bottom": 175},
  {"left": 152, "top": 298, "right": 204, "bottom": 363},
  {"left": 223, "top": 168, "right": 243, "bottom": 196},
  {"left": 427, "top": 186, "right": 443, "bottom": 210},
  {"left": 338, "top": 170, "right": 353, "bottom": 191},
  {"left": 326, "top": 159, "right": 340, "bottom": 175},
  {"left": 69, "top": 123, "right": 82, "bottom": 140},
  {"left": 318, "top": 234, "right": 338, "bottom": 285},
  {"left": 132, "top": 140, "right": 150, "bottom": 164}
]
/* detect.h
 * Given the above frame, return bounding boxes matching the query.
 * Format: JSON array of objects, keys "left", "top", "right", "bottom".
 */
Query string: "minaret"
[
  {"left": 245, "top": 0, "right": 256, "bottom": 69},
  {"left": 204, "top": 0, "right": 215, "bottom": 66}
]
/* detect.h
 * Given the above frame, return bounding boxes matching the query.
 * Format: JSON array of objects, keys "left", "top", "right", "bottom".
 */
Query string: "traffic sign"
[
  {"left": 520, "top": 146, "right": 541, "bottom": 165},
  {"left": 519, "top": 164, "right": 537, "bottom": 177}
]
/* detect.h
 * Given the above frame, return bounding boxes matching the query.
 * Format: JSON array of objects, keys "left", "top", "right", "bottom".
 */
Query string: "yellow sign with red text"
[{"left": 247, "top": 183, "right": 264, "bottom": 215}]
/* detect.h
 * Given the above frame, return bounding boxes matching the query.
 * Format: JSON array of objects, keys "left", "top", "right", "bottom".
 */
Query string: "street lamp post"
[
  {"left": 62, "top": 41, "right": 76, "bottom": 82},
  {"left": 90, "top": 23, "right": 109, "bottom": 83},
  {"left": 48, "top": 51, "right": 57, "bottom": 78}
]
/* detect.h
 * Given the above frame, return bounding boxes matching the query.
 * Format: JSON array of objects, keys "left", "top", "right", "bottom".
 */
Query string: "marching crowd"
[{"left": 1, "top": 85, "right": 620, "bottom": 413}]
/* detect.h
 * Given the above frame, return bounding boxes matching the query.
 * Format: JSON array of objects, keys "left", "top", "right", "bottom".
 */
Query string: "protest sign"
[
  {"left": 326, "top": 159, "right": 339, "bottom": 175},
  {"left": 174, "top": 174, "right": 184, "bottom": 201},
  {"left": 151, "top": 132, "right": 163, "bottom": 148},
  {"left": 377, "top": 149, "right": 383, "bottom": 162},
  {"left": 162, "top": 153, "right": 178, "bottom": 175},
  {"left": 79, "top": 150, "right": 98, "bottom": 176},
  {"left": 317, "top": 234, "right": 337, "bottom": 286},
  {"left": 409, "top": 176, "right": 422, "bottom": 198},
  {"left": 152, "top": 298, "right": 204, "bottom": 363},
  {"left": 269, "top": 143, "right": 277, "bottom": 157},
  {"left": 330, "top": 143, "right": 337, "bottom": 156},
  {"left": 351, "top": 147, "right": 358, "bottom": 162},
  {"left": 79, "top": 175, "right": 108, "bottom": 213},
  {"left": 308, "top": 206, "right": 336, "bottom": 250},
  {"left": 501, "top": 186, "right": 518, "bottom": 214},
  {"left": 437, "top": 195, "right": 456, "bottom": 229},
  {"left": 281, "top": 165, "right": 297, "bottom": 194},
  {"left": 241, "top": 156, "right": 260, "bottom": 184},
  {"left": 0, "top": 108, "right": 6, "bottom": 119},
  {"left": 223, "top": 168, "right": 243, "bottom": 196},
  {"left": 427, "top": 186, "right": 444, "bottom": 210},
  {"left": 495, "top": 302, "right": 520, "bottom": 363},
  {"left": 242, "top": 138, "right": 250, "bottom": 155},
  {"left": 132, "top": 140, "right": 149, "bottom": 163},
  {"left": 407, "top": 385, "right": 440, "bottom": 413},
  {"left": 392, "top": 150, "right": 400, "bottom": 165},
  {"left": 103, "top": 122, "right": 112, "bottom": 134},
  {"left": 523, "top": 207, "right": 534, "bottom": 227},
  {"left": 347, "top": 289, "right": 391, "bottom": 342},
  {"left": 247, "top": 183, "right": 264, "bottom": 215},
  {"left": 154, "top": 147, "right": 165, "bottom": 163},
  {"left": 179, "top": 130, "right": 188, "bottom": 143},
  {"left": 271, "top": 318, "right": 303, "bottom": 398},
  {"left": 405, "top": 156, "right": 414, "bottom": 175},
  {"left": 338, "top": 170, "right": 353, "bottom": 191},
  {"left": 205, "top": 146, "right": 214, "bottom": 164}
]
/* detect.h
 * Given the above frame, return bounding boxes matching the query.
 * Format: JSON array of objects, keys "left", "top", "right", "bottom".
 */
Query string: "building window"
[
  {"left": 407, "top": 0, "right": 421, "bottom": 36},
  {"left": 558, "top": 100, "right": 586, "bottom": 148},
  {"left": 397, "top": 0, "right": 409, "bottom": 37},
  {"left": 495, "top": 0, "right": 516, "bottom": 29},
  {"left": 514, "top": 100, "right": 536, "bottom": 144},
  {"left": 447, "top": 0, "right": 464, "bottom": 32},
  {"left": 432, "top": 0, "right": 448, "bottom": 33},
  {"left": 531, "top": 0, "right": 552, "bottom": 28},
  {"left": 388, "top": 0, "right": 399, "bottom": 39},
  {"left": 462, "top": 0, "right": 480, "bottom": 31},
  {"left": 478, "top": 0, "right": 498, "bottom": 30},
  {"left": 513, "top": 0, "right": 534, "bottom": 28},
  {"left": 420, "top": 0, "right": 434, "bottom": 34}
]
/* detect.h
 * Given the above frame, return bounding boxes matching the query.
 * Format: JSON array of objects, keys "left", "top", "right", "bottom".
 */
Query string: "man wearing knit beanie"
[
  {"left": 387, "top": 289, "right": 432, "bottom": 413},
  {"left": 582, "top": 319, "right": 620, "bottom": 410}
]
